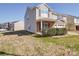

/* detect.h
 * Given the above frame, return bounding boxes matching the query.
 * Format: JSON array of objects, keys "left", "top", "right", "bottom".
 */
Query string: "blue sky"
[{"left": 0, "top": 3, "right": 79, "bottom": 23}]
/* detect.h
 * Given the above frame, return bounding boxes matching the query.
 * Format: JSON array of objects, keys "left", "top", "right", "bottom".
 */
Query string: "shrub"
[
  {"left": 63, "top": 28, "right": 67, "bottom": 34},
  {"left": 57, "top": 28, "right": 67, "bottom": 35},
  {"left": 47, "top": 28, "right": 57, "bottom": 36},
  {"left": 42, "top": 28, "right": 67, "bottom": 36}
]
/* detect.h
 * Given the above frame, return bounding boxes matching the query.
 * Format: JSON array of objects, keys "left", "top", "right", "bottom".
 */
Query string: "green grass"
[{"left": 34, "top": 35, "right": 79, "bottom": 53}]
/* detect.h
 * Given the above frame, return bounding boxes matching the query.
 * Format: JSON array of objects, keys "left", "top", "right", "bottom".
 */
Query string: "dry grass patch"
[{"left": 0, "top": 34, "right": 78, "bottom": 56}]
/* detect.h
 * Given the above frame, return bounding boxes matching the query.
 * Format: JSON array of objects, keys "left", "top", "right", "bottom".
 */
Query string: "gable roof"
[
  {"left": 36, "top": 3, "right": 49, "bottom": 8},
  {"left": 54, "top": 20, "right": 65, "bottom": 26},
  {"left": 32, "top": 3, "right": 54, "bottom": 12}
]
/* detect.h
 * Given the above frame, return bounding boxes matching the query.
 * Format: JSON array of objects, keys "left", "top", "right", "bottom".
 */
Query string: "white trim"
[{"left": 41, "top": 20, "right": 43, "bottom": 31}]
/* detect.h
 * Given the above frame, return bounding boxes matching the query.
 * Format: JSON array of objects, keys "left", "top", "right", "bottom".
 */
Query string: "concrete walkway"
[{"left": 68, "top": 31, "right": 79, "bottom": 35}]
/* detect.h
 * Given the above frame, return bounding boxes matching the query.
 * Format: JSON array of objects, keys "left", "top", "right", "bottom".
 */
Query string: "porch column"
[{"left": 41, "top": 20, "right": 43, "bottom": 32}]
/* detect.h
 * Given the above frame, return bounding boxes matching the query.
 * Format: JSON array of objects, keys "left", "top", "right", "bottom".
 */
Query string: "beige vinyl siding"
[
  {"left": 66, "top": 16, "right": 76, "bottom": 31},
  {"left": 14, "top": 21, "right": 24, "bottom": 31}
]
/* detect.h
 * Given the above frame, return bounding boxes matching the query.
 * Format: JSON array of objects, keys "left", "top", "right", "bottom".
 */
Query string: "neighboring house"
[
  {"left": 0, "top": 22, "right": 12, "bottom": 31},
  {"left": 0, "top": 20, "right": 24, "bottom": 32},
  {"left": 74, "top": 17, "right": 79, "bottom": 31},
  {"left": 14, "top": 20, "right": 24, "bottom": 31},
  {"left": 66, "top": 15, "right": 76, "bottom": 31}
]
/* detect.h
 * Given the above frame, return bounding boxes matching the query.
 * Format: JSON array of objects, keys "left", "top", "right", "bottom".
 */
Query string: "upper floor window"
[
  {"left": 40, "top": 9, "right": 48, "bottom": 18},
  {"left": 41, "top": 9, "right": 48, "bottom": 14}
]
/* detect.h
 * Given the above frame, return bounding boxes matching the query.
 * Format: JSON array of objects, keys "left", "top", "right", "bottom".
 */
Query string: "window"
[
  {"left": 40, "top": 9, "right": 48, "bottom": 18},
  {"left": 43, "top": 23, "right": 48, "bottom": 30},
  {"left": 41, "top": 9, "right": 48, "bottom": 14}
]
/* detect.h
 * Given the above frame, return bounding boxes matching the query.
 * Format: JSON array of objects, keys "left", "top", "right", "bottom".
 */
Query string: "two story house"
[{"left": 24, "top": 3, "right": 79, "bottom": 34}]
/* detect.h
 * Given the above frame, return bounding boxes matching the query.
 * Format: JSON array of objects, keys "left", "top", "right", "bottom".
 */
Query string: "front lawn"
[
  {"left": 0, "top": 31, "right": 79, "bottom": 56},
  {"left": 35, "top": 35, "right": 79, "bottom": 54}
]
